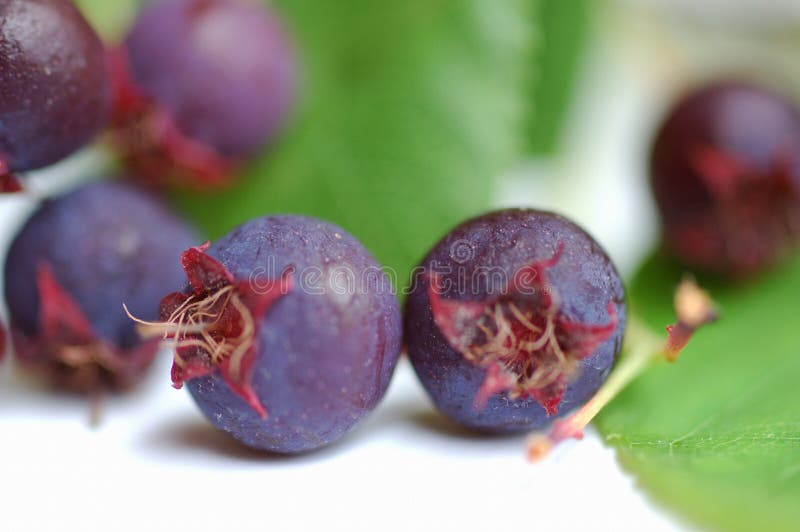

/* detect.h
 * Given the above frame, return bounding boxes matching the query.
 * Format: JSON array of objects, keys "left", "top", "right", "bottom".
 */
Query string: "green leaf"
[
  {"left": 597, "top": 252, "right": 800, "bottom": 531},
  {"left": 74, "top": 0, "right": 139, "bottom": 41},
  {"left": 527, "top": 0, "right": 589, "bottom": 155},
  {"left": 178, "top": 0, "right": 537, "bottom": 286}
]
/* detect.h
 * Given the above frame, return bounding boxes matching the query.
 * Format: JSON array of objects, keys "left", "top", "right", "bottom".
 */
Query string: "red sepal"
[
  {"left": 473, "top": 363, "right": 515, "bottom": 410},
  {"left": 429, "top": 246, "right": 618, "bottom": 416},
  {"left": 556, "top": 303, "right": 619, "bottom": 359},
  {"left": 237, "top": 266, "right": 294, "bottom": 318},
  {"left": 161, "top": 246, "right": 293, "bottom": 419},
  {"left": 510, "top": 243, "right": 564, "bottom": 308},
  {"left": 217, "top": 355, "right": 267, "bottom": 420},
  {"left": 159, "top": 292, "right": 191, "bottom": 322},
  {"left": 37, "top": 263, "right": 94, "bottom": 345},
  {"left": 11, "top": 262, "right": 158, "bottom": 391},
  {"left": 690, "top": 145, "right": 748, "bottom": 198},
  {"left": 181, "top": 243, "right": 232, "bottom": 294},
  {"left": 0, "top": 161, "right": 23, "bottom": 193},
  {"left": 528, "top": 379, "right": 568, "bottom": 417},
  {"left": 108, "top": 46, "right": 237, "bottom": 190},
  {"left": 171, "top": 351, "right": 213, "bottom": 390},
  {"left": 428, "top": 273, "right": 488, "bottom": 352},
  {"left": 0, "top": 174, "right": 23, "bottom": 193}
]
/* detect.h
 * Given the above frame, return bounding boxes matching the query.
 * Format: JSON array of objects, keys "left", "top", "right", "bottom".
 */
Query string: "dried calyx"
[
  {"left": 0, "top": 161, "right": 23, "bottom": 193},
  {"left": 429, "top": 245, "right": 619, "bottom": 416},
  {"left": 526, "top": 277, "right": 717, "bottom": 462},
  {"left": 127, "top": 243, "right": 293, "bottom": 418},
  {"left": 13, "top": 263, "right": 158, "bottom": 392},
  {"left": 108, "top": 49, "right": 235, "bottom": 190},
  {"left": 674, "top": 144, "right": 800, "bottom": 275}
]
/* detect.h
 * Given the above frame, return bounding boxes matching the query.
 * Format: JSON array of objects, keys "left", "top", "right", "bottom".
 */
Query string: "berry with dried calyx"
[
  {"left": 4, "top": 181, "right": 197, "bottom": 392},
  {"left": 111, "top": 0, "right": 297, "bottom": 189},
  {"left": 130, "top": 215, "right": 402, "bottom": 453},
  {"left": 651, "top": 82, "right": 800, "bottom": 277},
  {"left": 0, "top": 0, "right": 111, "bottom": 192},
  {"left": 404, "top": 209, "right": 627, "bottom": 433}
]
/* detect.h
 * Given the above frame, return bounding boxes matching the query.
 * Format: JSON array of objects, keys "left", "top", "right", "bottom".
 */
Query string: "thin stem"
[
  {"left": 88, "top": 385, "right": 106, "bottom": 429},
  {"left": 567, "top": 320, "right": 660, "bottom": 428},
  {"left": 526, "top": 319, "right": 662, "bottom": 461},
  {"left": 526, "top": 278, "right": 717, "bottom": 461}
]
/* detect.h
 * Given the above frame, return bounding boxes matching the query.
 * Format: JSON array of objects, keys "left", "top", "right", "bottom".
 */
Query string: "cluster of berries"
[
  {"left": 1, "top": 0, "right": 295, "bottom": 192},
  {"left": 4, "top": 0, "right": 793, "bottom": 457},
  {"left": 6, "top": 181, "right": 630, "bottom": 453}
]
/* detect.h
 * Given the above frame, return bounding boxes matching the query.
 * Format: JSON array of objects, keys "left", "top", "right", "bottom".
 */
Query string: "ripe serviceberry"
[
  {"left": 404, "top": 209, "right": 626, "bottom": 433},
  {"left": 0, "top": 0, "right": 111, "bottom": 192},
  {"left": 110, "top": 0, "right": 296, "bottom": 189},
  {"left": 651, "top": 82, "right": 800, "bottom": 276},
  {"left": 5, "top": 181, "right": 196, "bottom": 392},
  {"left": 130, "top": 216, "right": 402, "bottom": 453}
]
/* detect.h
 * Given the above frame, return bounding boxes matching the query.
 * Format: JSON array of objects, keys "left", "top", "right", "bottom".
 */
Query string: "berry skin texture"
[
  {"left": 651, "top": 82, "right": 800, "bottom": 277},
  {"left": 144, "top": 216, "right": 402, "bottom": 454},
  {"left": 112, "top": 0, "right": 297, "bottom": 189},
  {"left": 404, "top": 209, "right": 627, "bottom": 433},
  {"left": 0, "top": 0, "right": 111, "bottom": 186},
  {"left": 4, "top": 181, "right": 197, "bottom": 391}
]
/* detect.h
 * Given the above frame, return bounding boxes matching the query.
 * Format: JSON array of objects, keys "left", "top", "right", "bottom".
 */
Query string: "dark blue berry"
[
  {"left": 112, "top": 0, "right": 297, "bottom": 188},
  {"left": 0, "top": 0, "right": 111, "bottom": 188},
  {"left": 148, "top": 215, "right": 402, "bottom": 453},
  {"left": 651, "top": 82, "right": 800, "bottom": 276},
  {"left": 4, "top": 181, "right": 197, "bottom": 391},
  {"left": 404, "top": 209, "right": 626, "bottom": 433}
]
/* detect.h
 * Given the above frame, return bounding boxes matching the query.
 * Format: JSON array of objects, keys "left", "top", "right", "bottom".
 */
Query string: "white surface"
[
  {"left": 0, "top": 19, "right": 688, "bottom": 532},
  {"left": 0, "top": 357, "right": 679, "bottom": 532}
]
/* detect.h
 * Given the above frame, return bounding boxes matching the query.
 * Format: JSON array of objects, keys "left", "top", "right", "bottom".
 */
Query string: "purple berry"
[
  {"left": 651, "top": 82, "right": 800, "bottom": 277},
  {"left": 0, "top": 0, "right": 111, "bottom": 190},
  {"left": 111, "top": 0, "right": 297, "bottom": 189},
  {"left": 142, "top": 215, "right": 401, "bottom": 453},
  {"left": 4, "top": 181, "right": 197, "bottom": 391},
  {"left": 404, "top": 209, "right": 626, "bottom": 433}
]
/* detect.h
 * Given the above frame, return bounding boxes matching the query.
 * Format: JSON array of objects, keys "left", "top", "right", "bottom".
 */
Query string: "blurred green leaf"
[
  {"left": 597, "top": 253, "right": 800, "bottom": 531},
  {"left": 73, "top": 0, "right": 592, "bottom": 283},
  {"left": 178, "top": 0, "right": 537, "bottom": 286},
  {"left": 74, "top": 0, "right": 138, "bottom": 41},
  {"left": 527, "top": 0, "right": 589, "bottom": 154}
]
